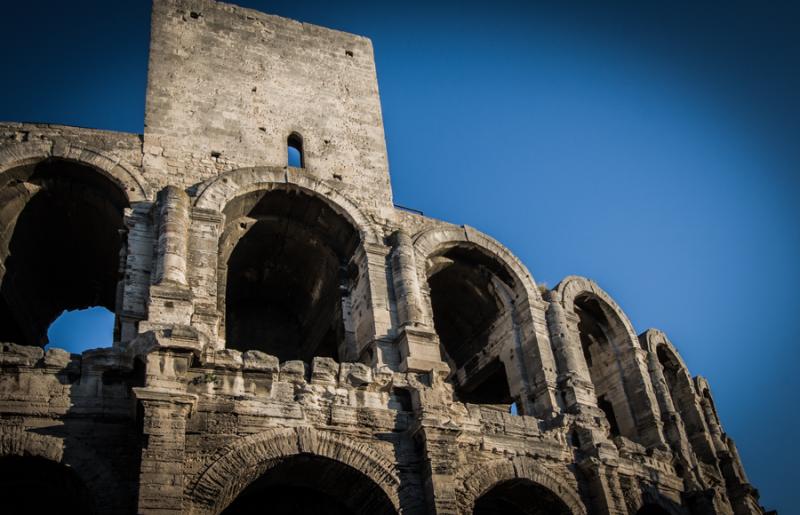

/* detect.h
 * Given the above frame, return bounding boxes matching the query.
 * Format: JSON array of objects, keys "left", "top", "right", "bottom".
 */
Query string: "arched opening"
[
  {"left": 653, "top": 343, "right": 717, "bottom": 463},
  {"left": 0, "top": 159, "right": 127, "bottom": 347},
  {"left": 220, "top": 188, "right": 360, "bottom": 361},
  {"left": 426, "top": 244, "right": 517, "bottom": 406},
  {"left": 636, "top": 503, "right": 671, "bottom": 515},
  {"left": 473, "top": 478, "right": 573, "bottom": 515},
  {"left": 0, "top": 455, "right": 96, "bottom": 514},
  {"left": 574, "top": 294, "right": 637, "bottom": 440},
  {"left": 656, "top": 345, "right": 681, "bottom": 396},
  {"left": 221, "top": 454, "right": 395, "bottom": 515},
  {"left": 287, "top": 132, "right": 304, "bottom": 168}
]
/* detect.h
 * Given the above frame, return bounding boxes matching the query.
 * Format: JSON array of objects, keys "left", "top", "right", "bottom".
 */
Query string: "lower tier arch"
[
  {"left": 187, "top": 427, "right": 401, "bottom": 514},
  {"left": 456, "top": 457, "right": 586, "bottom": 515}
]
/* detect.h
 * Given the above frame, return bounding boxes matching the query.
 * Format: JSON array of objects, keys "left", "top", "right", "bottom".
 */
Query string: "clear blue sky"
[{"left": 1, "top": 1, "right": 797, "bottom": 511}]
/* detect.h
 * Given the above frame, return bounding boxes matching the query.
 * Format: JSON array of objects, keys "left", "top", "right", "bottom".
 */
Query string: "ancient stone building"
[{"left": 0, "top": 1, "right": 769, "bottom": 513}]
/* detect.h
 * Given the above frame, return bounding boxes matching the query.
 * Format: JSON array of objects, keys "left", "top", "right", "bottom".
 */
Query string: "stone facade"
[{"left": 0, "top": 1, "right": 769, "bottom": 514}]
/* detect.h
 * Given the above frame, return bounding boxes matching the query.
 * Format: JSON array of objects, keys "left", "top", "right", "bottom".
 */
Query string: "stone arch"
[
  {"left": 0, "top": 145, "right": 144, "bottom": 346},
  {"left": 412, "top": 224, "right": 558, "bottom": 415},
  {"left": 640, "top": 329, "right": 696, "bottom": 415},
  {"left": 552, "top": 276, "right": 640, "bottom": 347},
  {"left": 0, "top": 140, "right": 151, "bottom": 202},
  {"left": 635, "top": 489, "right": 687, "bottom": 515},
  {"left": 194, "top": 166, "right": 379, "bottom": 244},
  {"left": 553, "top": 276, "right": 664, "bottom": 447},
  {"left": 187, "top": 427, "right": 401, "bottom": 514},
  {"left": 456, "top": 456, "right": 586, "bottom": 515},
  {"left": 640, "top": 329, "right": 717, "bottom": 463},
  {"left": 413, "top": 224, "right": 541, "bottom": 303},
  {"left": 198, "top": 167, "right": 385, "bottom": 361},
  {"left": 0, "top": 427, "right": 121, "bottom": 512},
  {"left": 640, "top": 329, "right": 692, "bottom": 376}
]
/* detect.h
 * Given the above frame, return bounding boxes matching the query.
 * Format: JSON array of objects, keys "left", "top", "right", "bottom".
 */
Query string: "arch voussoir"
[
  {"left": 194, "top": 166, "right": 379, "bottom": 244},
  {"left": 187, "top": 427, "right": 401, "bottom": 514},
  {"left": 0, "top": 140, "right": 150, "bottom": 202},
  {"left": 456, "top": 456, "right": 586, "bottom": 515}
]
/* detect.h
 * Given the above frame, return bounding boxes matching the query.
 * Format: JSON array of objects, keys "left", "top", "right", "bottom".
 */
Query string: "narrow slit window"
[{"left": 287, "top": 132, "right": 304, "bottom": 168}]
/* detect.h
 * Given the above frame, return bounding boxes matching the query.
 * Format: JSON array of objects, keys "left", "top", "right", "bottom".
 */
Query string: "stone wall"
[{"left": 0, "top": 1, "right": 768, "bottom": 514}]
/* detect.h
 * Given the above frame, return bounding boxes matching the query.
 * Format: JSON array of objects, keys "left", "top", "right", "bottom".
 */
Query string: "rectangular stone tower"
[{"left": 143, "top": 0, "right": 394, "bottom": 213}]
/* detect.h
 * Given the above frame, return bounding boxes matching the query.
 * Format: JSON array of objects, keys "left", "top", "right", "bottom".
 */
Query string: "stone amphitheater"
[{"left": 0, "top": 0, "right": 769, "bottom": 513}]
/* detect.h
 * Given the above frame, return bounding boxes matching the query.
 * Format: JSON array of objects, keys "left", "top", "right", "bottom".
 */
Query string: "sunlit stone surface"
[{"left": 0, "top": 1, "right": 767, "bottom": 513}]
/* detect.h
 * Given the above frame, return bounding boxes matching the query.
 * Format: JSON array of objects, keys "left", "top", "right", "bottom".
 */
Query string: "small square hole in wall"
[{"left": 345, "top": 50, "right": 354, "bottom": 57}]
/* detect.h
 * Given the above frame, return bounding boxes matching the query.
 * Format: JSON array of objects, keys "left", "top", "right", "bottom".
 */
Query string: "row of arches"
[
  {"left": 0, "top": 451, "right": 681, "bottom": 515},
  {"left": 0, "top": 420, "right": 698, "bottom": 515},
  {"left": 0, "top": 148, "right": 713, "bottom": 449},
  {"left": 0, "top": 452, "right": 584, "bottom": 515}
]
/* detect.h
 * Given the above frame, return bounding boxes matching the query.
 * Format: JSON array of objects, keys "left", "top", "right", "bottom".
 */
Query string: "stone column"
[
  {"left": 626, "top": 347, "right": 669, "bottom": 449},
  {"left": 413, "top": 382, "right": 460, "bottom": 515},
  {"left": 514, "top": 295, "right": 560, "bottom": 417},
  {"left": 130, "top": 329, "right": 199, "bottom": 515},
  {"left": 389, "top": 230, "right": 424, "bottom": 328},
  {"left": 133, "top": 387, "right": 195, "bottom": 514},
  {"left": 143, "top": 186, "right": 194, "bottom": 331},
  {"left": 349, "top": 242, "right": 396, "bottom": 365},
  {"left": 118, "top": 203, "right": 156, "bottom": 345},
  {"left": 545, "top": 300, "right": 596, "bottom": 410},
  {"left": 155, "top": 186, "right": 190, "bottom": 285},
  {"left": 646, "top": 351, "right": 691, "bottom": 457},
  {"left": 186, "top": 208, "right": 224, "bottom": 347},
  {"left": 721, "top": 436, "right": 763, "bottom": 515},
  {"left": 418, "top": 424, "right": 460, "bottom": 515},
  {"left": 390, "top": 230, "right": 447, "bottom": 373},
  {"left": 698, "top": 389, "right": 727, "bottom": 453}
]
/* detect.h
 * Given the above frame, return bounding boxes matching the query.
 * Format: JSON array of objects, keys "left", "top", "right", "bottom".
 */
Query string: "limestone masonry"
[{"left": 0, "top": 1, "right": 770, "bottom": 513}]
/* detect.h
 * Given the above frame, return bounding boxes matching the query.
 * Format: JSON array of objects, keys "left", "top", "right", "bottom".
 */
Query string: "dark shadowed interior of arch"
[
  {"left": 0, "top": 159, "right": 127, "bottom": 347},
  {"left": 574, "top": 294, "right": 635, "bottom": 439},
  {"left": 473, "top": 478, "right": 572, "bottom": 515},
  {"left": 636, "top": 503, "right": 672, "bottom": 515},
  {"left": 0, "top": 455, "right": 96, "bottom": 514},
  {"left": 222, "top": 189, "right": 359, "bottom": 362},
  {"left": 221, "top": 454, "right": 395, "bottom": 515},
  {"left": 656, "top": 344, "right": 681, "bottom": 394},
  {"left": 656, "top": 343, "right": 717, "bottom": 463},
  {"left": 427, "top": 245, "right": 515, "bottom": 405}
]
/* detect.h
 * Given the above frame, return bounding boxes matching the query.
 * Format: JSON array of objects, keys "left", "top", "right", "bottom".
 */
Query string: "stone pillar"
[
  {"left": 514, "top": 295, "right": 560, "bottom": 417},
  {"left": 118, "top": 203, "right": 156, "bottom": 345},
  {"left": 406, "top": 372, "right": 463, "bottom": 515},
  {"left": 390, "top": 230, "right": 447, "bottom": 373},
  {"left": 627, "top": 346, "right": 669, "bottom": 449},
  {"left": 142, "top": 187, "right": 194, "bottom": 331},
  {"left": 347, "top": 242, "right": 395, "bottom": 365},
  {"left": 697, "top": 387, "right": 727, "bottom": 453},
  {"left": 646, "top": 351, "right": 692, "bottom": 457},
  {"left": 186, "top": 208, "right": 224, "bottom": 346},
  {"left": 155, "top": 186, "right": 190, "bottom": 286},
  {"left": 545, "top": 300, "right": 596, "bottom": 411},
  {"left": 418, "top": 424, "right": 460, "bottom": 515},
  {"left": 577, "top": 458, "right": 628, "bottom": 515},
  {"left": 389, "top": 229, "right": 424, "bottom": 328},
  {"left": 721, "top": 436, "right": 763, "bottom": 515},
  {"left": 130, "top": 330, "right": 199, "bottom": 515},
  {"left": 133, "top": 387, "right": 195, "bottom": 514}
]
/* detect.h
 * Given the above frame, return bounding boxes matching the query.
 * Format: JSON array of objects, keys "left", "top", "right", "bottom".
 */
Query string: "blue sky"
[{"left": 2, "top": 1, "right": 798, "bottom": 511}]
